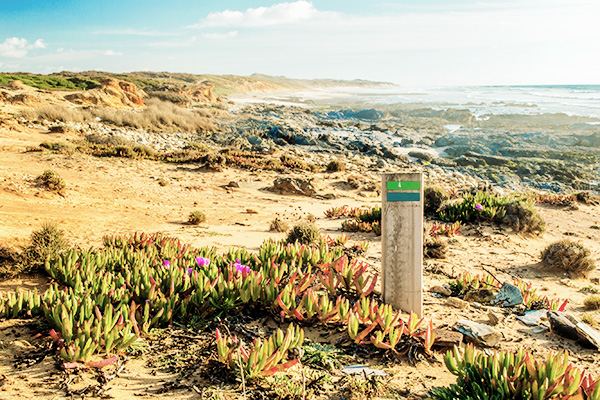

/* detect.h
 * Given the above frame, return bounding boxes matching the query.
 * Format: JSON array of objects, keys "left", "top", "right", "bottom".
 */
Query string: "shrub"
[
  {"left": 541, "top": 240, "right": 595, "bottom": 275},
  {"left": 114, "top": 145, "right": 135, "bottom": 158},
  {"left": 269, "top": 218, "right": 289, "bottom": 233},
  {"left": 502, "top": 201, "right": 545, "bottom": 235},
  {"left": 188, "top": 211, "right": 206, "bottom": 225},
  {"left": 132, "top": 144, "right": 155, "bottom": 157},
  {"left": 40, "top": 141, "right": 72, "bottom": 152},
  {"left": 286, "top": 223, "right": 320, "bottom": 246},
  {"left": 439, "top": 192, "right": 509, "bottom": 223},
  {"left": 424, "top": 234, "right": 447, "bottom": 259},
  {"left": 36, "top": 170, "right": 66, "bottom": 193},
  {"left": 326, "top": 159, "right": 345, "bottom": 172},
  {"left": 23, "top": 223, "right": 68, "bottom": 272},
  {"left": 424, "top": 186, "right": 449, "bottom": 215},
  {"left": 584, "top": 295, "right": 600, "bottom": 311},
  {"left": 0, "top": 244, "right": 22, "bottom": 278}
]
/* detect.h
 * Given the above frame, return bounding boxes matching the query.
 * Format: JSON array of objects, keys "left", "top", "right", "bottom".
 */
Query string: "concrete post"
[{"left": 381, "top": 172, "right": 423, "bottom": 316}]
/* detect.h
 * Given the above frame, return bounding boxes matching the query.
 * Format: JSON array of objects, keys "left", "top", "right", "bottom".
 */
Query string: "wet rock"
[
  {"left": 493, "top": 283, "right": 523, "bottom": 307},
  {"left": 272, "top": 177, "right": 316, "bottom": 196},
  {"left": 453, "top": 320, "right": 501, "bottom": 347},
  {"left": 344, "top": 109, "right": 383, "bottom": 120}
]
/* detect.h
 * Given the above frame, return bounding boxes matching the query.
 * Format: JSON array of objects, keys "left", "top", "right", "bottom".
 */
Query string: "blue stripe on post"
[{"left": 387, "top": 192, "right": 421, "bottom": 202}]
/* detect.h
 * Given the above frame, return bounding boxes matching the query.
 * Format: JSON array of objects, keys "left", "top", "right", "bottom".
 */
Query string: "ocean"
[{"left": 301, "top": 84, "right": 600, "bottom": 119}]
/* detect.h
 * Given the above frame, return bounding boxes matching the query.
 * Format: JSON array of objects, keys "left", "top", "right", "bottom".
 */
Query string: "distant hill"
[{"left": 0, "top": 71, "right": 396, "bottom": 97}]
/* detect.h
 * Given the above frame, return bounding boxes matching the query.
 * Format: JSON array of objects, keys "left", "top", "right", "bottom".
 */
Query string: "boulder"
[{"left": 272, "top": 178, "right": 316, "bottom": 196}]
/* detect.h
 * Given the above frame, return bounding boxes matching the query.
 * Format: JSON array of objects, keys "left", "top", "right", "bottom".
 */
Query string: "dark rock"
[
  {"left": 464, "top": 151, "right": 513, "bottom": 166},
  {"left": 547, "top": 311, "right": 579, "bottom": 339},
  {"left": 272, "top": 177, "right": 316, "bottom": 196},
  {"left": 455, "top": 156, "right": 487, "bottom": 167},
  {"left": 576, "top": 322, "right": 600, "bottom": 350},
  {"left": 344, "top": 109, "right": 383, "bottom": 120},
  {"left": 408, "top": 151, "right": 434, "bottom": 162},
  {"left": 464, "top": 289, "right": 495, "bottom": 304},
  {"left": 432, "top": 158, "right": 458, "bottom": 167},
  {"left": 493, "top": 283, "right": 523, "bottom": 307}
]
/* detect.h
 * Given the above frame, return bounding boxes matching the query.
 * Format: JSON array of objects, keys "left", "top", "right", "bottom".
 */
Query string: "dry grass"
[
  {"left": 36, "top": 170, "right": 66, "bottom": 194},
  {"left": 188, "top": 211, "right": 207, "bottom": 225},
  {"left": 424, "top": 186, "right": 449, "bottom": 215},
  {"left": 503, "top": 201, "right": 545, "bottom": 235},
  {"left": 584, "top": 295, "right": 600, "bottom": 311},
  {"left": 92, "top": 98, "right": 217, "bottom": 133},
  {"left": 541, "top": 240, "right": 595, "bottom": 275},
  {"left": 269, "top": 218, "right": 289, "bottom": 233}
]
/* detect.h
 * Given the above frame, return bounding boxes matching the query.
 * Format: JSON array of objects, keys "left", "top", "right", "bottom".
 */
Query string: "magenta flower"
[
  {"left": 187, "top": 268, "right": 193, "bottom": 275},
  {"left": 476, "top": 204, "right": 483, "bottom": 210},
  {"left": 234, "top": 259, "right": 251, "bottom": 275},
  {"left": 163, "top": 260, "right": 171, "bottom": 267},
  {"left": 195, "top": 257, "right": 210, "bottom": 267}
]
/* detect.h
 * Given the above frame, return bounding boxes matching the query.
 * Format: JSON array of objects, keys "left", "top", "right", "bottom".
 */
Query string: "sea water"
[{"left": 298, "top": 85, "right": 600, "bottom": 119}]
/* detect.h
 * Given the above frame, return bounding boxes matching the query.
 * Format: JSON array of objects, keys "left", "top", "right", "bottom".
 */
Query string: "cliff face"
[{"left": 64, "top": 78, "right": 144, "bottom": 108}]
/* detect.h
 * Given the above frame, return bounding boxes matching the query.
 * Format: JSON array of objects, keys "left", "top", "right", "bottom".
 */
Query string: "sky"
[{"left": 0, "top": 0, "right": 599, "bottom": 86}]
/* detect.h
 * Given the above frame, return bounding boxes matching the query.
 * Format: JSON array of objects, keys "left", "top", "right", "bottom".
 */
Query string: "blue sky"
[{"left": 0, "top": 0, "right": 598, "bottom": 85}]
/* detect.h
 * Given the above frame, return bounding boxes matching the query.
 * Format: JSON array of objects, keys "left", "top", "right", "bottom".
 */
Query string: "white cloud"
[
  {"left": 0, "top": 37, "right": 46, "bottom": 58},
  {"left": 103, "top": 50, "right": 123, "bottom": 56},
  {"left": 93, "top": 28, "right": 177, "bottom": 37},
  {"left": 192, "top": 1, "right": 336, "bottom": 28},
  {"left": 202, "top": 31, "right": 238, "bottom": 39}
]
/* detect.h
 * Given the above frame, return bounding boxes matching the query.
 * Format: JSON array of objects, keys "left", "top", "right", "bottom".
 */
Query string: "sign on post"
[{"left": 381, "top": 172, "right": 423, "bottom": 316}]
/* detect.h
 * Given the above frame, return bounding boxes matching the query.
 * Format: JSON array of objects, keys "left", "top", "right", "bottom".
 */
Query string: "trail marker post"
[{"left": 381, "top": 172, "right": 423, "bottom": 316}]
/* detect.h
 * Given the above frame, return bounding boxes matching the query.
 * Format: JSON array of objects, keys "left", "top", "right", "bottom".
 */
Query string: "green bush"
[
  {"left": 36, "top": 170, "right": 66, "bottom": 193},
  {"left": 23, "top": 223, "right": 68, "bottom": 272},
  {"left": 286, "top": 223, "right": 320, "bottom": 246},
  {"left": 541, "top": 240, "right": 595, "bottom": 275},
  {"left": 439, "top": 192, "right": 510, "bottom": 223},
  {"left": 424, "top": 186, "right": 449, "bottom": 215},
  {"left": 188, "top": 211, "right": 207, "bottom": 225}
]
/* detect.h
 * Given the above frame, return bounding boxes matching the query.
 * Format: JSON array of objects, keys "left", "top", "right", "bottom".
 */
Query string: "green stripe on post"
[{"left": 387, "top": 181, "right": 421, "bottom": 191}]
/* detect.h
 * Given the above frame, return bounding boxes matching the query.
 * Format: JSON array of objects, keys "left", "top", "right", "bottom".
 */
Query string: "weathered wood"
[{"left": 381, "top": 172, "right": 423, "bottom": 316}]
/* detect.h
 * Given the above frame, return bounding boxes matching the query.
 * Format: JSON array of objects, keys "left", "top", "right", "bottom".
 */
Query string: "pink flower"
[
  {"left": 234, "top": 259, "right": 250, "bottom": 275},
  {"left": 195, "top": 257, "right": 210, "bottom": 267},
  {"left": 476, "top": 204, "right": 483, "bottom": 210},
  {"left": 163, "top": 260, "right": 171, "bottom": 267}
]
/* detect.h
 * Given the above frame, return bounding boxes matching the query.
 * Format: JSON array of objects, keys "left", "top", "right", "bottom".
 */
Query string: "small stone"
[
  {"left": 453, "top": 320, "right": 501, "bottom": 347},
  {"left": 488, "top": 312, "right": 502, "bottom": 326},
  {"left": 228, "top": 181, "right": 240, "bottom": 188},
  {"left": 433, "top": 329, "right": 463, "bottom": 348},
  {"left": 446, "top": 297, "right": 469, "bottom": 309},
  {"left": 430, "top": 286, "right": 452, "bottom": 296},
  {"left": 246, "top": 209, "right": 259, "bottom": 214}
]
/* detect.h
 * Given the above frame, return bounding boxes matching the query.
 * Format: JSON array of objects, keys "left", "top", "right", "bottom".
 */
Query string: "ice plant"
[
  {"left": 163, "top": 260, "right": 170, "bottom": 267},
  {"left": 195, "top": 256, "right": 210, "bottom": 267},
  {"left": 234, "top": 259, "right": 251, "bottom": 275},
  {"left": 476, "top": 204, "right": 483, "bottom": 210}
]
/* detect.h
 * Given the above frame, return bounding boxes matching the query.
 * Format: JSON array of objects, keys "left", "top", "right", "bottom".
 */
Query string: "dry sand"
[{"left": 1, "top": 123, "right": 600, "bottom": 399}]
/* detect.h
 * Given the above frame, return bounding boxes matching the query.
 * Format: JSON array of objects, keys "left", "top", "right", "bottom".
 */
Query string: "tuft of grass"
[
  {"left": 0, "top": 244, "right": 22, "bottom": 278},
  {"left": 23, "top": 223, "right": 69, "bottom": 272},
  {"left": 301, "top": 342, "right": 350, "bottom": 370},
  {"left": 584, "top": 295, "right": 600, "bottom": 311},
  {"left": 36, "top": 170, "right": 66, "bottom": 194},
  {"left": 424, "top": 234, "right": 447, "bottom": 259},
  {"left": 269, "top": 218, "right": 289, "bottom": 233},
  {"left": 502, "top": 201, "right": 545, "bottom": 235},
  {"left": 286, "top": 223, "right": 320, "bottom": 246},
  {"left": 188, "top": 211, "right": 207, "bottom": 225},
  {"left": 541, "top": 240, "right": 595, "bottom": 275},
  {"left": 582, "top": 313, "right": 597, "bottom": 326},
  {"left": 424, "top": 186, "right": 449, "bottom": 215},
  {"left": 326, "top": 159, "right": 345, "bottom": 172}
]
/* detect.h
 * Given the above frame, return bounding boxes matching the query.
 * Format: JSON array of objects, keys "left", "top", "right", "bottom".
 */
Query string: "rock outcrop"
[{"left": 64, "top": 78, "right": 144, "bottom": 108}]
